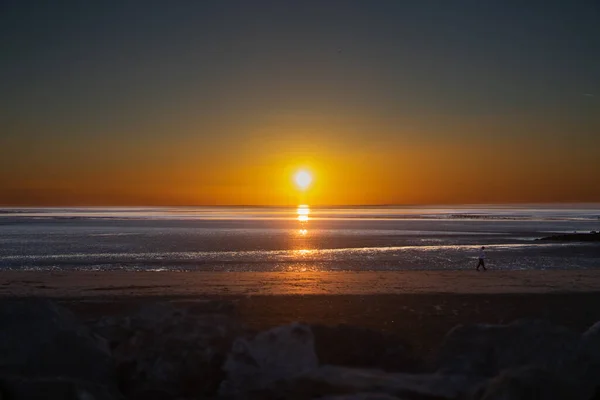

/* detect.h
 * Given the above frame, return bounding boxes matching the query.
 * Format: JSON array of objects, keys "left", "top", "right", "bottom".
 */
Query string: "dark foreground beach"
[
  {"left": 3, "top": 271, "right": 600, "bottom": 399},
  {"left": 3, "top": 270, "right": 600, "bottom": 354},
  {"left": 67, "top": 291, "right": 600, "bottom": 357}
]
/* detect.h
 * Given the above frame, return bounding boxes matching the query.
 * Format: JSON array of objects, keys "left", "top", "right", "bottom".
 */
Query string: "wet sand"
[{"left": 1, "top": 270, "right": 600, "bottom": 297}]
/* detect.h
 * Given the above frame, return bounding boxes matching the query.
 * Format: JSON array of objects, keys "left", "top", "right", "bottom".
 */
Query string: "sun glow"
[
  {"left": 294, "top": 170, "right": 312, "bottom": 190},
  {"left": 297, "top": 204, "right": 310, "bottom": 222}
]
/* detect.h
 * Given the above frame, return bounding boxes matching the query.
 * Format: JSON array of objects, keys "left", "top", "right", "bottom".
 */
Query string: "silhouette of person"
[{"left": 476, "top": 246, "right": 487, "bottom": 271}]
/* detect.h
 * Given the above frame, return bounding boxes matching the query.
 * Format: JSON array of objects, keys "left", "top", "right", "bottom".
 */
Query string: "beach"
[
  {"left": 3, "top": 207, "right": 600, "bottom": 397},
  {"left": 3, "top": 270, "right": 600, "bottom": 357},
  {"left": 2, "top": 270, "right": 600, "bottom": 296}
]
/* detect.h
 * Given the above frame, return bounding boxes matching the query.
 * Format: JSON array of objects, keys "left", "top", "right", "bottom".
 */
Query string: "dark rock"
[
  {"left": 473, "top": 366, "right": 587, "bottom": 400},
  {"left": 570, "top": 321, "right": 600, "bottom": 398},
  {"left": 220, "top": 323, "right": 318, "bottom": 397},
  {"left": 91, "top": 302, "right": 184, "bottom": 350},
  {"left": 311, "top": 324, "right": 422, "bottom": 373},
  {"left": 92, "top": 302, "right": 242, "bottom": 399},
  {"left": 0, "top": 299, "right": 115, "bottom": 388},
  {"left": 0, "top": 374, "right": 119, "bottom": 400},
  {"left": 536, "top": 232, "right": 600, "bottom": 242},
  {"left": 436, "top": 319, "right": 579, "bottom": 377},
  {"left": 275, "top": 365, "right": 478, "bottom": 400},
  {"left": 318, "top": 394, "right": 402, "bottom": 400},
  {"left": 183, "top": 299, "right": 238, "bottom": 315},
  {"left": 582, "top": 320, "right": 600, "bottom": 341}
]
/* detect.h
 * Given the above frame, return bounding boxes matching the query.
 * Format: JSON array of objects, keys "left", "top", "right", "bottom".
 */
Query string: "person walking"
[{"left": 476, "top": 246, "right": 487, "bottom": 271}]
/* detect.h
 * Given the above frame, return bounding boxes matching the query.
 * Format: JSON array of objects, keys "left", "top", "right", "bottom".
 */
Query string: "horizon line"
[{"left": 2, "top": 201, "right": 600, "bottom": 209}]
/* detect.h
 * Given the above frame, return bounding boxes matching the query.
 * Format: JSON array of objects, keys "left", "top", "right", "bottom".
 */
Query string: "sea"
[{"left": 0, "top": 205, "right": 599, "bottom": 272}]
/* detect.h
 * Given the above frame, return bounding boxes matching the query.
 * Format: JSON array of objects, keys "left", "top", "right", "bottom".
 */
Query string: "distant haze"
[{"left": 1, "top": 1, "right": 599, "bottom": 205}]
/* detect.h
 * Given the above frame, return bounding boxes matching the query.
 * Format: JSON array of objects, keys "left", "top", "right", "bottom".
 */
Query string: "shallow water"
[{"left": 0, "top": 205, "right": 599, "bottom": 271}]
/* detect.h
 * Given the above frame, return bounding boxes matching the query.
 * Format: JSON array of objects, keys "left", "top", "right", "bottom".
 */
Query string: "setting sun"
[{"left": 294, "top": 170, "right": 313, "bottom": 190}]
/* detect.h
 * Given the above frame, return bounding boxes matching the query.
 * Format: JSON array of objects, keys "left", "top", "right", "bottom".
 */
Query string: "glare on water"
[
  {"left": 1, "top": 205, "right": 599, "bottom": 272},
  {"left": 297, "top": 204, "right": 310, "bottom": 222}
]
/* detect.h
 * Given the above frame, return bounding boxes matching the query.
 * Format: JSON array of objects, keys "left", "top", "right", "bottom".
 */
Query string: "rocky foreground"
[{"left": 1, "top": 299, "right": 600, "bottom": 400}]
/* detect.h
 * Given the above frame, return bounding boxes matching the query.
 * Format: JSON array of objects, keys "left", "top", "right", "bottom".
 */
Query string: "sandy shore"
[{"left": 1, "top": 270, "right": 600, "bottom": 297}]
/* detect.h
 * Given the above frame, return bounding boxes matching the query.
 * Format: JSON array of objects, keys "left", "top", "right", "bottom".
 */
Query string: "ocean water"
[{"left": 0, "top": 205, "right": 599, "bottom": 272}]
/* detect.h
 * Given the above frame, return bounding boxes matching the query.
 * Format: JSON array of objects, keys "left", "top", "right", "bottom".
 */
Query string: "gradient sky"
[{"left": 1, "top": 1, "right": 599, "bottom": 206}]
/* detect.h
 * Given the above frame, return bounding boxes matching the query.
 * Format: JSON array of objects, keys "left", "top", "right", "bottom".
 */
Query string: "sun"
[{"left": 294, "top": 170, "right": 312, "bottom": 190}]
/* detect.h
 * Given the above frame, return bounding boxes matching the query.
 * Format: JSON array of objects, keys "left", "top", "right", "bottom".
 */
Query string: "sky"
[{"left": 1, "top": 0, "right": 599, "bottom": 206}]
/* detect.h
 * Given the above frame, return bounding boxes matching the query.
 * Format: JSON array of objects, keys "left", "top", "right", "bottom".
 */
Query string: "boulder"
[
  {"left": 220, "top": 323, "right": 319, "bottom": 397},
  {"left": 318, "top": 394, "right": 402, "bottom": 400},
  {"left": 0, "top": 374, "right": 119, "bottom": 400},
  {"left": 311, "top": 324, "right": 421, "bottom": 372},
  {"left": 568, "top": 320, "right": 600, "bottom": 398},
  {"left": 91, "top": 302, "right": 243, "bottom": 399},
  {"left": 91, "top": 302, "right": 189, "bottom": 345},
  {"left": 583, "top": 320, "right": 600, "bottom": 341},
  {"left": 0, "top": 299, "right": 115, "bottom": 388},
  {"left": 436, "top": 319, "right": 580, "bottom": 377},
  {"left": 276, "top": 365, "right": 478, "bottom": 399},
  {"left": 473, "top": 366, "right": 587, "bottom": 400}
]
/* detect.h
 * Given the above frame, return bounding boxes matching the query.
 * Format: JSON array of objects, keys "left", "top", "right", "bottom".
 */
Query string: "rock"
[
  {"left": 91, "top": 302, "right": 243, "bottom": 399},
  {"left": 181, "top": 299, "right": 238, "bottom": 315},
  {"left": 318, "top": 394, "right": 402, "bottom": 400},
  {"left": 583, "top": 320, "right": 600, "bottom": 341},
  {"left": 569, "top": 321, "right": 600, "bottom": 398},
  {"left": 473, "top": 366, "right": 587, "bottom": 400},
  {"left": 0, "top": 374, "right": 119, "bottom": 400},
  {"left": 311, "top": 324, "right": 421, "bottom": 373},
  {"left": 91, "top": 302, "right": 184, "bottom": 349},
  {"left": 276, "top": 365, "right": 478, "bottom": 399},
  {"left": 220, "top": 323, "right": 319, "bottom": 397},
  {"left": 537, "top": 232, "right": 600, "bottom": 242},
  {"left": 436, "top": 319, "right": 580, "bottom": 377},
  {"left": 0, "top": 299, "right": 115, "bottom": 388}
]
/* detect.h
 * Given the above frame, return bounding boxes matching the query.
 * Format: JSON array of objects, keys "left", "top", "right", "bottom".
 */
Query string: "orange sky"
[
  {"left": 1, "top": 2, "right": 599, "bottom": 206},
  {"left": 2, "top": 113, "right": 599, "bottom": 206}
]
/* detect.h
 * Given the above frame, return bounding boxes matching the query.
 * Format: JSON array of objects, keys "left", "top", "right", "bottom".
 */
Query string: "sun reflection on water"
[
  {"left": 294, "top": 205, "right": 313, "bottom": 259},
  {"left": 296, "top": 204, "right": 310, "bottom": 222},
  {"left": 294, "top": 249, "right": 313, "bottom": 256},
  {"left": 292, "top": 174, "right": 312, "bottom": 260}
]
